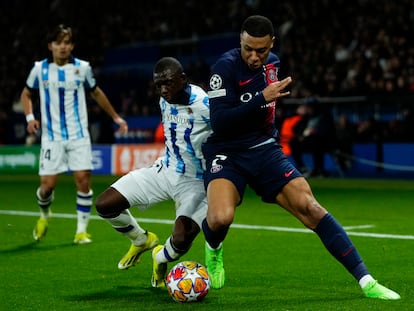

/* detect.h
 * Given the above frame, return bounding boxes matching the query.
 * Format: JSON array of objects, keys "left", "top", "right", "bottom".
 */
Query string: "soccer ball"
[{"left": 165, "top": 261, "right": 210, "bottom": 303}]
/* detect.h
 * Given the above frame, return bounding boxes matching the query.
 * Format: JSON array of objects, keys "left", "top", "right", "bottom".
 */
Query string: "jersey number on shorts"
[{"left": 41, "top": 149, "right": 51, "bottom": 161}]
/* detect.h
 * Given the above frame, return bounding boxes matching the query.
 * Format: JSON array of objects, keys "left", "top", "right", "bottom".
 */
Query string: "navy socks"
[{"left": 314, "top": 213, "right": 369, "bottom": 281}]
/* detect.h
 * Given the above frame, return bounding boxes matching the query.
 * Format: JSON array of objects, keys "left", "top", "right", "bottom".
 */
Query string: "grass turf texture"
[{"left": 0, "top": 174, "right": 413, "bottom": 311}]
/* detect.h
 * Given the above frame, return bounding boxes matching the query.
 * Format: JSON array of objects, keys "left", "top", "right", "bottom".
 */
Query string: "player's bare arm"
[
  {"left": 20, "top": 86, "right": 40, "bottom": 134},
  {"left": 90, "top": 87, "right": 128, "bottom": 134}
]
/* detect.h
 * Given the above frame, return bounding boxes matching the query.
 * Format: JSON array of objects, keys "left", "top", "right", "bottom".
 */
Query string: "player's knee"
[
  {"left": 95, "top": 187, "right": 129, "bottom": 217},
  {"left": 208, "top": 210, "right": 233, "bottom": 229},
  {"left": 95, "top": 191, "right": 114, "bottom": 217},
  {"left": 297, "top": 200, "right": 327, "bottom": 229}
]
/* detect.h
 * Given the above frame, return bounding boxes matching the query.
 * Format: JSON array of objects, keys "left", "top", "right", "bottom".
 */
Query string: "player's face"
[
  {"left": 240, "top": 31, "right": 274, "bottom": 70},
  {"left": 153, "top": 69, "right": 185, "bottom": 103},
  {"left": 48, "top": 34, "right": 74, "bottom": 65}
]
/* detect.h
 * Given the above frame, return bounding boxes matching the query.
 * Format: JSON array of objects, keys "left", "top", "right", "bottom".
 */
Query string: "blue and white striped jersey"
[
  {"left": 25, "top": 56, "right": 95, "bottom": 142},
  {"left": 160, "top": 83, "right": 211, "bottom": 179}
]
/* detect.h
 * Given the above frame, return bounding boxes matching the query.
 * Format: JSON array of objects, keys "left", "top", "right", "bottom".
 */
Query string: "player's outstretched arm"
[{"left": 90, "top": 87, "right": 128, "bottom": 134}]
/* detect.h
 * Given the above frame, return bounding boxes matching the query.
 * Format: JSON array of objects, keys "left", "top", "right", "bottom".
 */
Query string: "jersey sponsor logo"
[
  {"left": 209, "top": 74, "right": 222, "bottom": 90},
  {"left": 238, "top": 78, "right": 253, "bottom": 86},
  {"left": 208, "top": 89, "right": 226, "bottom": 98},
  {"left": 284, "top": 168, "right": 295, "bottom": 177},
  {"left": 42, "top": 80, "right": 80, "bottom": 90},
  {"left": 165, "top": 114, "right": 191, "bottom": 126},
  {"left": 240, "top": 92, "right": 253, "bottom": 103},
  {"left": 260, "top": 101, "right": 276, "bottom": 109}
]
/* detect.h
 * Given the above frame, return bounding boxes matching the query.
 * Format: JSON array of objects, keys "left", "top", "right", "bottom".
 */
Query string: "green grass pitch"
[{"left": 1, "top": 174, "right": 413, "bottom": 310}]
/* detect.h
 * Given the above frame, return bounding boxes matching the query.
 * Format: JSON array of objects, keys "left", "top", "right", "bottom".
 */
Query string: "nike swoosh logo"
[
  {"left": 284, "top": 169, "right": 295, "bottom": 178},
  {"left": 238, "top": 78, "right": 253, "bottom": 86}
]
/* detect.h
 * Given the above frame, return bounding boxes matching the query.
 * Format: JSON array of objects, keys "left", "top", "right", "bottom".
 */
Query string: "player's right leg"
[
  {"left": 202, "top": 219, "right": 226, "bottom": 289},
  {"left": 96, "top": 166, "right": 168, "bottom": 269},
  {"left": 204, "top": 241, "right": 225, "bottom": 289},
  {"left": 118, "top": 230, "right": 159, "bottom": 269},
  {"left": 151, "top": 215, "right": 201, "bottom": 288},
  {"left": 34, "top": 142, "right": 63, "bottom": 241},
  {"left": 33, "top": 178, "right": 56, "bottom": 241},
  {"left": 95, "top": 191, "right": 159, "bottom": 269},
  {"left": 152, "top": 245, "right": 168, "bottom": 288}
]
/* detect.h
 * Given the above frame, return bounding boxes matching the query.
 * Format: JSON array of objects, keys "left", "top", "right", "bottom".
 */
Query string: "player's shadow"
[
  {"left": 64, "top": 285, "right": 171, "bottom": 303},
  {"left": 0, "top": 241, "right": 77, "bottom": 255}
]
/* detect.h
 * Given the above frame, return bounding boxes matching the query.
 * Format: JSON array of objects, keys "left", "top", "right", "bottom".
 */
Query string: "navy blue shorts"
[{"left": 203, "top": 142, "right": 302, "bottom": 204}]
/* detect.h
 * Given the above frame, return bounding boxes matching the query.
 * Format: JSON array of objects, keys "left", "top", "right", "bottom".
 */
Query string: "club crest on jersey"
[
  {"left": 267, "top": 68, "right": 277, "bottom": 82},
  {"left": 210, "top": 164, "right": 223, "bottom": 173}
]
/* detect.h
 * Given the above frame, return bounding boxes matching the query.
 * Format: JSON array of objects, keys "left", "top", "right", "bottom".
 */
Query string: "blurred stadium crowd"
[{"left": 1, "top": 0, "right": 414, "bottom": 145}]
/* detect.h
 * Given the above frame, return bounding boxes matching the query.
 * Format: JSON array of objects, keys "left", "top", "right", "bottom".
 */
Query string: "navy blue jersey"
[
  {"left": 203, "top": 48, "right": 302, "bottom": 201},
  {"left": 206, "top": 48, "right": 281, "bottom": 151}
]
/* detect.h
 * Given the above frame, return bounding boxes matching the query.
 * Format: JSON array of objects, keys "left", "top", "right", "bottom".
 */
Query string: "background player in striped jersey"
[
  {"left": 201, "top": 15, "right": 400, "bottom": 299},
  {"left": 21, "top": 24, "right": 128, "bottom": 244},
  {"left": 95, "top": 57, "right": 219, "bottom": 288}
]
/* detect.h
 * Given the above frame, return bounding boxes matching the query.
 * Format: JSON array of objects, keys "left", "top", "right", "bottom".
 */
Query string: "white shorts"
[
  {"left": 39, "top": 137, "right": 93, "bottom": 175},
  {"left": 111, "top": 158, "right": 207, "bottom": 228}
]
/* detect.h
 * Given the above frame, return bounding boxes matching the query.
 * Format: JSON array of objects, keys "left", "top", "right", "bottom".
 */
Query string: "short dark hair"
[
  {"left": 47, "top": 24, "right": 73, "bottom": 43},
  {"left": 154, "top": 57, "right": 184, "bottom": 75},
  {"left": 241, "top": 15, "right": 274, "bottom": 37}
]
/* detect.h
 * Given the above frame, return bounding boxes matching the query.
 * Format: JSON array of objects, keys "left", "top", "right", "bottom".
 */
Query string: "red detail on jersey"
[
  {"left": 284, "top": 169, "right": 295, "bottom": 178},
  {"left": 238, "top": 78, "right": 253, "bottom": 86},
  {"left": 263, "top": 64, "right": 278, "bottom": 124}
]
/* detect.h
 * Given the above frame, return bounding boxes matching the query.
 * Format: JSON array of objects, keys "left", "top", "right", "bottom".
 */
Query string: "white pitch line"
[{"left": 1, "top": 209, "right": 414, "bottom": 240}]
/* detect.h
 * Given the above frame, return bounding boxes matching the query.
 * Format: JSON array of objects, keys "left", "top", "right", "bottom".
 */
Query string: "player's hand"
[
  {"left": 262, "top": 76, "right": 292, "bottom": 102},
  {"left": 26, "top": 119, "right": 40, "bottom": 134},
  {"left": 114, "top": 117, "right": 128, "bottom": 134}
]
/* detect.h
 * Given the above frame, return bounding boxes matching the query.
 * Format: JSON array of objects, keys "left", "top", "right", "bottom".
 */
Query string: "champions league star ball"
[{"left": 165, "top": 261, "right": 210, "bottom": 303}]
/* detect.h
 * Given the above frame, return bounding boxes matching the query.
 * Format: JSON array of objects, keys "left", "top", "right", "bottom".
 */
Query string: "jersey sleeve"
[
  {"left": 25, "top": 62, "right": 41, "bottom": 90},
  {"left": 82, "top": 60, "right": 97, "bottom": 90}
]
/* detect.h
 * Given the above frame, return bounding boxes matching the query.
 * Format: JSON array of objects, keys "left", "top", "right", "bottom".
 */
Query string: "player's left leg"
[
  {"left": 33, "top": 175, "right": 58, "bottom": 241},
  {"left": 69, "top": 139, "right": 95, "bottom": 244},
  {"left": 152, "top": 216, "right": 201, "bottom": 288},
  {"left": 73, "top": 170, "right": 93, "bottom": 244},
  {"left": 314, "top": 213, "right": 400, "bottom": 300},
  {"left": 277, "top": 177, "right": 400, "bottom": 300}
]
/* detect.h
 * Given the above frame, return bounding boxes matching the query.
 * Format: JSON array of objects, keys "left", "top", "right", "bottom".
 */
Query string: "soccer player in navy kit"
[{"left": 202, "top": 15, "right": 400, "bottom": 300}]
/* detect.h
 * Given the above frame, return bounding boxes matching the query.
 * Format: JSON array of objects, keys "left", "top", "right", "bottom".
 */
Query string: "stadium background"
[
  {"left": 0, "top": 3, "right": 413, "bottom": 310},
  {"left": 0, "top": 0, "right": 414, "bottom": 178}
]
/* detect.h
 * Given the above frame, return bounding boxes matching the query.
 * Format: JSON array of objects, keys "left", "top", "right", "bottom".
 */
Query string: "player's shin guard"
[
  {"left": 76, "top": 190, "right": 93, "bottom": 233},
  {"left": 36, "top": 187, "right": 53, "bottom": 218},
  {"left": 101, "top": 209, "right": 147, "bottom": 244},
  {"left": 314, "top": 213, "right": 369, "bottom": 281},
  {"left": 153, "top": 237, "right": 187, "bottom": 265},
  {"left": 202, "top": 218, "right": 229, "bottom": 249}
]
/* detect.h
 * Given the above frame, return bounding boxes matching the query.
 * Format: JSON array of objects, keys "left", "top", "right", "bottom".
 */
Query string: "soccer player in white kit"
[
  {"left": 21, "top": 24, "right": 128, "bottom": 244},
  {"left": 95, "top": 57, "right": 218, "bottom": 288}
]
